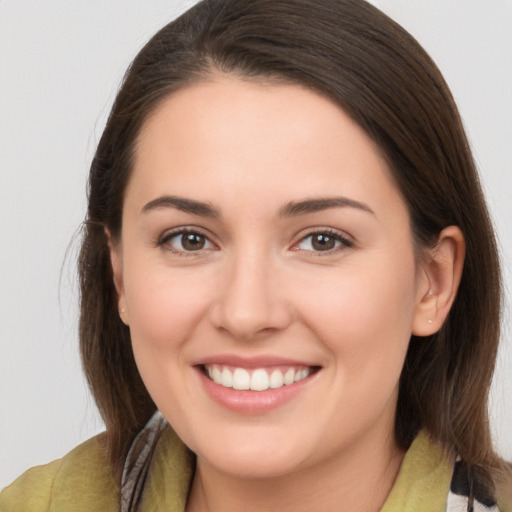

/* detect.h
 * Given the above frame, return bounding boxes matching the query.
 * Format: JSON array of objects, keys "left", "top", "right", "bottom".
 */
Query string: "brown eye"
[
  {"left": 181, "top": 233, "right": 206, "bottom": 251},
  {"left": 162, "top": 230, "right": 214, "bottom": 252},
  {"left": 296, "top": 231, "right": 352, "bottom": 253},
  {"left": 311, "top": 233, "right": 336, "bottom": 251}
]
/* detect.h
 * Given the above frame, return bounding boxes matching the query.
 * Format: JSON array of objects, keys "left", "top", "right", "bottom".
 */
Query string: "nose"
[{"left": 209, "top": 250, "right": 293, "bottom": 341}]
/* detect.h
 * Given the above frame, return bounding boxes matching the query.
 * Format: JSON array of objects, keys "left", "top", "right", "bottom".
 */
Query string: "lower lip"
[{"left": 195, "top": 367, "right": 316, "bottom": 414}]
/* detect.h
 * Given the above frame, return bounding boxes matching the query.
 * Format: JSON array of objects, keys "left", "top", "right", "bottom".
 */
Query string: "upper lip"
[{"left": 194, "top": 354, "right": 319, "bottom": 369}]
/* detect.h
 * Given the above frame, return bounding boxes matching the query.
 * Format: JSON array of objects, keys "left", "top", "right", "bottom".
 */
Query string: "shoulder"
[
  {"left": 382, "top": 432, "right": 512, "bottom": 512},
  {"left": 496, "top": 473, "right": 512, "bottom": 512},
  {"left": 0, "top": 434, "right": 118, "bottom": 512},
  {"left": 382, "top": 431, "right": 454, "bottom": 512}
]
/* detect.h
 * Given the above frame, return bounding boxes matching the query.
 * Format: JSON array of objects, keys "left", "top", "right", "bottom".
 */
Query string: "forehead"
[{"left": 128, "top": 76, "right": 406, "bottom": 222}]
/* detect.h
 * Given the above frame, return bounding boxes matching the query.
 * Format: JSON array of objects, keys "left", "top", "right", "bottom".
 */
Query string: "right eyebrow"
[
  {"left": 141, "top": 195, "right": 220, "bottom": 217},
  {"left": 279, "top": 196, "right": 375, "bottom": 217}
]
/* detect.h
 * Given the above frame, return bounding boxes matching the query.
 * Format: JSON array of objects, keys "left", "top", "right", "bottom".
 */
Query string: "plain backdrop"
[{"left": 1, "top": 0, "right": 511, "bottom": 489}]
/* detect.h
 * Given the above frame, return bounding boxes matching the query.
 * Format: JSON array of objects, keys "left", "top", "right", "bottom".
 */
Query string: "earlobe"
[
  {"left": 412, "top": 226, "right": 465, "bottom": 336},
  {"left": 105, "top": 228, "right": 129, "bottom": 326}
]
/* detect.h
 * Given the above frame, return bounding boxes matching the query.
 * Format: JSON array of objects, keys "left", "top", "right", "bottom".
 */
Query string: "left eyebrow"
[
  {"left": 141, "top": 195, "right": 220, "bottom": 217},
  {"left": 279, "top": 197, "right": 375, "bottom": 217}
]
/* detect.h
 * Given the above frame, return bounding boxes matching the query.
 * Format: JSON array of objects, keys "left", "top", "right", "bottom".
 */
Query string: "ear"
[
  {"left": 106, "top": 228, "right": 129, "bottom": 326},
  {"left": 412, "top": 226, "right": 465, "bottom": 336}
]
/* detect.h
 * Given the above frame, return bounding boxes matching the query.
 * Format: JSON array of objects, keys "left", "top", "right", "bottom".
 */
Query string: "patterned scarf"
[
  {"left": 447, "top": 459, "right": 499, "bottom": 512},
  {"left": 120, "top": 411, "right": 500, "bottom": 512}
]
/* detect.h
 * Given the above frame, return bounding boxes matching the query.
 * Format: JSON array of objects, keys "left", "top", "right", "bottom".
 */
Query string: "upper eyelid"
[
  {"left": 156, "top": 225, "right": 354, "bottom": 250},
  {"left": 157, "top": 227, "right": 219, "bottom": 255},
  {"left": 159, "top": 226, "right": 215, "bottom": 243},
  {"left": 292, "top": 227, "right": 354, "bottom": 244}
]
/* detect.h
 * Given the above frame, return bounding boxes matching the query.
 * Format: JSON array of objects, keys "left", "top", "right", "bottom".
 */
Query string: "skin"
[{"left": 110, "top": 76, "right": 464, "bottom": 512}]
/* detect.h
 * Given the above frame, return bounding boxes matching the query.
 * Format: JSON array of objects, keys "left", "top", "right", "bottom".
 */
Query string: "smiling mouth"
[{"left": 201, "top": 364, "right": 319, "bottom": 392}]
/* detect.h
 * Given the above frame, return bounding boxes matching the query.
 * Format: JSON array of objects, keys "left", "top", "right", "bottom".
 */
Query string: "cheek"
[
  {"left": 122, "top": 265, "right": 219, "bottom": 420},
  {"left": 123, "top": 263, "right": 215, "bottom": 357},
  {"left": 297, "top": 255, "right": 417, "bottom": 375},
  {"left": 297, "top": 261, "right": 417, "bottom": 437}
]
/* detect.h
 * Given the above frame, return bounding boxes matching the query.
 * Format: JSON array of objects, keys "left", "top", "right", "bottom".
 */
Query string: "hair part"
[{"left": 79, "top": 0, "right": 507, "bottom": 485}]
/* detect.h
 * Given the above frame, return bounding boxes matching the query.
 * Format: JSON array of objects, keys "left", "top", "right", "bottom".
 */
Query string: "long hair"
[{"left": 79, "top": 0, "right": 506, "bottom": 484}]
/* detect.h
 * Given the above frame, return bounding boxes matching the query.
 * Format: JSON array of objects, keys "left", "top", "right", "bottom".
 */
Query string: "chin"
[
  {"left": 187, "top": 425, "right": 314, "bottom": 479},
  {"left": 201, "top": 445, "right": 309, "bottom": 480}
]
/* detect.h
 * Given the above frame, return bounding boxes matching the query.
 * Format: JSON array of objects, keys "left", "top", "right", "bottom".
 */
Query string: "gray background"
[{"left": 1, "top": 0, "right": 511, "bottom": 489}]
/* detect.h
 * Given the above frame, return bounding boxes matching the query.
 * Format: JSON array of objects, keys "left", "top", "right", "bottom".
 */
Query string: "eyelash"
[
  {"left": 158, "top": 228, "right": 217, "bottom": 256},
  {"left": 291, "top": 228, "right": 354, "bottom": 255},
  {"left": 157, "top": 227, "right": 353, "bottom": 256}
]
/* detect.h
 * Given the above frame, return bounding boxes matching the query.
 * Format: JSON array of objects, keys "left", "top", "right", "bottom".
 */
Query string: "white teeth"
[
  {"left": 269, "top": 369, "right": 284, "bottom": 388},
  {"left": 221, "top": 367, "right": 233, "bottom": 388},
  {"left": 205, "top": 365, "right": 313, "bottom": 391},
  {"left": 294, "top": 368, "right": 310, "bottom": 382},
  {"left": 283, "top": 368, "right": 295, "bottom": 385},
  {"left": 232, "top": 368, "right": 250, "bottom": 390},
  {"left": 300, "top": 369, "right": 310, "bottom": 380},
  {"left": 212, "top": 366, "right": 222, "bottom": 384},
  {"left": 251, "top": 369, "right": 269, "bottom": 391}
]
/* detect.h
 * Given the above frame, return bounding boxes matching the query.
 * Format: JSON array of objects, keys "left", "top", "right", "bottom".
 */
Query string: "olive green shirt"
[{"left": 0, "top": 429, "right": 507, "bottom": 511}]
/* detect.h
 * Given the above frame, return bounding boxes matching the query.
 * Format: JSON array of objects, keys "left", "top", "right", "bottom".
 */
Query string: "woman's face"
[{"left": 112, "top": 76, "right": 430, "bottom": 478}]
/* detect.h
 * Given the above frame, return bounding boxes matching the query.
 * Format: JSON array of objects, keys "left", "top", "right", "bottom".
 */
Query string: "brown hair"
[{"left": 79, "top": 0, "right": 508, "bottom": 485}]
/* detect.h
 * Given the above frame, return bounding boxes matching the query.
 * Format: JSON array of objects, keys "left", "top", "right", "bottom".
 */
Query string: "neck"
[{"left": 186, "top": 428, "right": 405, "bottom": 512}]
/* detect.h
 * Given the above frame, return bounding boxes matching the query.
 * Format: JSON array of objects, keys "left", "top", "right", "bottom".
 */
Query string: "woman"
[{"left": 1, "top": 0, "right": 510, "bottom": 510}]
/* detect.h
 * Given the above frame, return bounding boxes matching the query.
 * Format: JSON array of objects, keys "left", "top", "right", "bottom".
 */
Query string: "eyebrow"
[
  {"left": 141, "top": 195, "right": 374, "bottom": 218},
  {"left": 141, "top": 195, "right": 220, "bottom": 217},
  {"left": 279, "top": 197, "right": 375, "bottom": 217}
]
